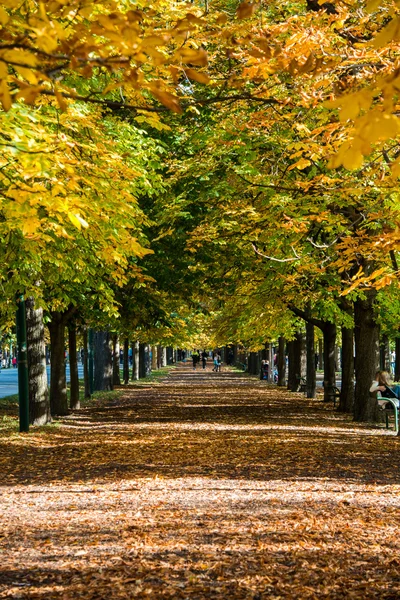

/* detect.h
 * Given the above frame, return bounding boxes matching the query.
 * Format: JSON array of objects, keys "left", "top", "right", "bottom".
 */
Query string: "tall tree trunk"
[
  {"left": 93, "top": 331, "right": 113, "bottom": 392},
  {"left": 83, "top": 329, "right": 90, "bottom": 399},
  {"left": 379, "top": 334, "right": 390, "bottom": 373},
  {"left": 123, "top": 338, "right": 130, "bottom": 384},
  {"left": 139, "top": 343, "right": 146, "bottom": 378},
  {"left": 321, "top": 322, "right": 337, "bottom": 402},
  {"left": 338, "top": 326, "right": 354, "bottom": 413},
  {"left": 306, "top": 321, "right": 316, "bottom": 398},
  {"left": 48, "top": 312, "right": 68, "bottom": 416},
  {"left": 151, "top": 345, "right": 157, "bottom": 371},
  {"left": 354, "top": 291, "right": 380, "bottom": 422},
  {"left": 68, "top": 323, "right": 80, "bottom": 410},
  {"left": 26, "top": 297, "right": 51, "bottom": 425},
  {"left": 277, "top": 336, "right": 286, "bottom": 386},
  {"left": 395, "top": 335, "right": 400, "bottom": 382},
  {"left": 293, "top": 330, "right": 303, "bottom": 390},
  {"left": 132, "top": 341, "right": 139, "bottom": 380},
  {"left": 112, "top": 334, "right": 121, "bottom": 386},
  {"left": 318, "top": 338, "right": 323, "bottom": 370},
  {"left": 287, "top": 340, "right": 297, "bottom": 391}
]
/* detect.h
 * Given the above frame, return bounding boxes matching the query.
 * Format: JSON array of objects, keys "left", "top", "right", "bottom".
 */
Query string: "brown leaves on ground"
[{"left": 0, "top": 364, "right": 400, "bottom": 599}]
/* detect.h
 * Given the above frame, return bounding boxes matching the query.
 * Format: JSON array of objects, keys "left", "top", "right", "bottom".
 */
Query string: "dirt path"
[{"left": 1, "top": 364, "right": 399, "bottom": 599}]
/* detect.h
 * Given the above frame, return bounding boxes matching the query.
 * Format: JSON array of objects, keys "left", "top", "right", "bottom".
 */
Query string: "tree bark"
[
  {"left": 26, "top": 297, "right": 51, "bottom": 425},
  {"left": 132, "top": 341, "right": 139, "bottom": 380},
  {"left": 293, "top": 330, "right": 303, "bottom": 390},
  {"left": 68, "top": 323, "right": 80, "bottom": 410},
  {"left": 379, "top": 334, "right": 390, "bottom": 373},
  {"left": 287, "top": 340, "right": 297, "bottom": 391},
  {"left": 277, "top": 336, "right": 286, "bottom": 386},
  {"left": 123, "top": 338, "right": 130, "bottom": 384},
  {"left": 48, "top": 312, "right": 68, "bottom": 416},
  {"left": 151, "top": 345, "right": 157, "bottom": 371},
  {"left": 93, "top": 331, "right": 113, "bottom": 392},
  {"left": 83, "top": 329, "right": 90, "bottom": 399},
  {"left": 112, "top": 334, "right": 121, "bottom": 386},
  {"left": 338, "top": 326, "right": 354, "bottom": 413},
  {"left": 139, "top": 343, "right": 146, "bottom": 378},
  {"left": 395, "top": 335, "right": 400, "bottom": 382},
  {"left": 322, "top": 321, "right": 337, "bottom": 402},
  {"left": 318, "top": 338, "right": 323, "bottom": 370},
  {"left": 306, "top": 321, "right": 316, "bottom": 398},
  {"left": 354, "top": 291, "right": 380, "bottom": 422}
]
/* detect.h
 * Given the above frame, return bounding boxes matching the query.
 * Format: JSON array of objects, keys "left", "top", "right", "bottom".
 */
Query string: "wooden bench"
[{"left": 377, "top": 392, "right": 399, "bottom": 433}]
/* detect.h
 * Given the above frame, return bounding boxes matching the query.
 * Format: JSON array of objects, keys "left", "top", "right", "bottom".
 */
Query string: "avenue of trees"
[{"left": 1, "top": 0, "right": 400, "bottom": 428}]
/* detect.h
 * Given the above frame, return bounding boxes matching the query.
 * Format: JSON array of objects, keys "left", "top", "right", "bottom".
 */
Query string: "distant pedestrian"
[
  {"left": 192, "top": 350, "right": 199, "bottom": 370},
  {"left": 12, "top": 357, "right": 17, "bottom": 368},
  {"left": 213, "top": 352, "right": 221, "bottom": 372},
  {"left": 201, "top": 350, "right": 208, "bottom": 370}
]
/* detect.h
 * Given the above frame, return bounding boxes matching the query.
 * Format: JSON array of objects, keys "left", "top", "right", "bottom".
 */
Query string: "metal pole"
[
  {"left": 88, "top": 328, "right": 94, "bottom": 395},
  {"left": 16, "top": 294, "right": 29, "bottom": 433}
]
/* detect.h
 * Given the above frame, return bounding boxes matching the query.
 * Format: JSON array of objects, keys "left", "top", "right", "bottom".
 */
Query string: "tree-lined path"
[{"left": 1, "top": 364, "right": 400, "bottom": 599}]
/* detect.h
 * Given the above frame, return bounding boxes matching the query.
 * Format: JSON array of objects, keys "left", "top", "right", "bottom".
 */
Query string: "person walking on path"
[
  {"left": 213, "top": 352, "right": 222, "bottom": 372},
  {"left": 192, "top": 350, "right": 200, "bottom": 370},
  {"left": 201, "top": 350, "right": 208, "bottom": 370}
]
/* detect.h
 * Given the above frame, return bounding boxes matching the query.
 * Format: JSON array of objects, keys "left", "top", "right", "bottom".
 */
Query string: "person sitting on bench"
[{"left": 370, "top": 370, "right": 400, "bottom": 404}]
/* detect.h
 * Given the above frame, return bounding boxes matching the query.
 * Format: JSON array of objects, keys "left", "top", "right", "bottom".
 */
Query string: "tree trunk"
[
  {"left": 151, "top": 345, "right": 157, "bottom": 371},
  {"left": 48, "top": 313, "right": 68, "bottom": 416},
  {"left": 287, "top": 340, "right": 297, "bottom": 391},
  {"left": 93, "top": 331, "right": 113, "bottom": 392},
  {"left": 83, "top": 329, "right": 90, "bottom": 399},
  {"left": 139, "top": 343, "right": 146, "bottom": 378},
  {"left": 338, "top": 326, "right": 354, "bottom": 413},
  {"left": 293, "top": 330, "right": 303, "bottom": 390},
  {"left": 123, "top": 338, "right": 130, "bottom": 384},
  {"left": 68, "top": 323, "right": 80, "bottom": 410},
  {"left": 306, "top": 321, "right": 316, "bottom": 398},
  {"left": 395, "top": 335, "right": 400, "bottom": 382},
  {"left": 132, "top": 341, "right": 139, "bottom": 380},
  {"left": 379, "top": 334, "right": 390, "bottom": 373},
  {"left": 277, "top": 336, "right": 286, "bottom": 386},
  {"left": 354, "top": 291, "right": 380, "bottom": 422},
  {"left": 322, "top": 322, "right": 337, "bottom": 402},
  {"left": 112, "top": 334, "right": 121, "bottom": 386},
  {"left": 26, "top": 297, "right": 51, "bottom": 425},
  {"left": 318, "top": 338, "right": 323, "bottom": 370}
]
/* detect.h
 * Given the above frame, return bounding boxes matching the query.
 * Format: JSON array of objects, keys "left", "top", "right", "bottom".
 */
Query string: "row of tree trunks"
[
  {"left": 25, "top": 301, "right": 172, "bottom": 425},
  {"left": 26, "top": 297, "right": 51, "bottom": 426}
]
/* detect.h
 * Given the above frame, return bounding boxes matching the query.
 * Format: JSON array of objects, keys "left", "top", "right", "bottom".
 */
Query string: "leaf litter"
[{"left": 0, "top": 364, "right": 399, "bottom": 599}]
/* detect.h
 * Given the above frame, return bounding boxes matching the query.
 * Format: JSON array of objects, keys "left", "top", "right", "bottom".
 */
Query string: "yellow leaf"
[
  {"left": 288, "top": 158, "right": 311, "bottom": 171},
  {"left": 0, "top": 61, "right": 7, "bottom": 79},
  {"left": 216, "top": 13, "right": 228, "bottom": 24},
  {"left": 22, "top": 219, "right": 40, "bottom": 235},
  {"left": 0, "top": 80, "right": 12, "bottom": 110},
  {"left": 14, "top": 66, "right": 38, "bottom": 84},
  {"left": 68, "top": 213, "right": 88, "bottom": 230},
  {"left": 177, "top": 48, "right": 208, "bottom": 67},
  {"left": 150, "top": 88, "right": 182, "bottom": 113},
  {"left": 366, "top": 0, "right": 381, "bottom": 13},
  {"left": 341, "top": 147, "right": 364, "bottom": 171},
  {"left": 372, "top": 17, "right": 400, "bottom": 48},
  {"left": 0, "top": 7, "right": 9, "bottom": 25},
  {"left": 54, "top": 88, "right": 68, "bottom": 111},
  {"left": 185, "top": 68, "right": 210, "bottom": 84}
]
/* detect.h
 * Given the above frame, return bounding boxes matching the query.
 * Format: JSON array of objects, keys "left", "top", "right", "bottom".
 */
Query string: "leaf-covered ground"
[{"left": 1, "top": 364, "right": 400, "bottom": 599}]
